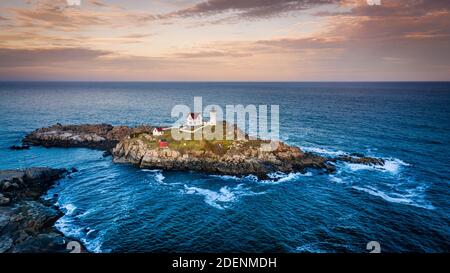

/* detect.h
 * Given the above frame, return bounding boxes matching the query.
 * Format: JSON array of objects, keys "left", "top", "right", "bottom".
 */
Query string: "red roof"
[
  {"left": 189, "top": 112, "right": 200, "bottom": 119},
  {"left": 154, "top": 127, "right": 163, "bottom": 132}
]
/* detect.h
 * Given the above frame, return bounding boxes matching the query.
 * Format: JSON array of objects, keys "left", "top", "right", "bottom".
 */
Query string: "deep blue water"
[{"left": 0, "top": 82, "right": 449, "bottom": 253}]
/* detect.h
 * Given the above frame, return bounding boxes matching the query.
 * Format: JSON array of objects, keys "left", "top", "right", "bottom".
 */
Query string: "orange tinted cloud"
[{"left": 0, "top": 0, "right": 449, "bottom": 81}]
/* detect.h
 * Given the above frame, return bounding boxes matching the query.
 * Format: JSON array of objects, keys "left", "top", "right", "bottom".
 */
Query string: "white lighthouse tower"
[{"left": 208, "top": 107, "right": 217, "bottom": 126}]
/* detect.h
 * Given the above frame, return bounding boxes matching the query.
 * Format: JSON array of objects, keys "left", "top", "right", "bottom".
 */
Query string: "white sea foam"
[
  {"left": 143, "top": 169, "right": 166, "bottom": 183},
  {"left": 345, "top": 158, "right": 409, "bottom": 175},
  {"left": 82, "top": 229, "right": 108, "bottom": 253},
  {"left": 55, "top": 214, "right": 107, "bottom": 253},
  {"left": 210, "top": 172, "right": 310, "bottom": 184},
  {"left": 141, "top": 169, "right": 160, "bottom": 173},
  {"left": 183, "top": 184, "right": 264, "bottom": 210},
  {"left": 209, "top": 174, "right": 241, "bottom": 181},
  {"left": 329, "top": 175, "right": 345, "bottom": 184},
  {"left": 184, "top": 186, "right": 234, "bottom": 209},
  {"left": 154, "top": 172, "right": 165, "bottom": 183},
  {"left": 77, "top": 208, "right": 94, "bottom": 219},
  {"left": 382, "top": 158, "right": 410, "bottom": 173},
  {"left": 352, "top": 186, "right": 434, "bottom": 210},
  {"left": 301, "top": 146, "right": 410, "bottom": 175},
  {"left": 301, "top": 146, "right": 346, "bottom": 156},
  {"left": 55, "top": 216, "right": 83, "bottom": 239},
  {"left": 248, "top": 172, "right": 309, "bottom": 183},
  {"left": 62, "top": 203, "right": 77, "bottom": 216},
  {"left": 54, "top": 202, "right": 107, "bottom": 253},
  {"left": 259, "top": 172, "right": 311, "bottom": 184}
]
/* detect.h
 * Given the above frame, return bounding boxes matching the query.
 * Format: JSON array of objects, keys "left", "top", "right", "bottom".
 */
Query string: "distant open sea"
[{"left": 0, "top": 82, "right": 449, "bottom": 252}]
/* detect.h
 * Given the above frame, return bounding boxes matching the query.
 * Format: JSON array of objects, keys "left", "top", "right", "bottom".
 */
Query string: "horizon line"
[{"left": 1, "top": 80, "right": 450, "bottom": 83}]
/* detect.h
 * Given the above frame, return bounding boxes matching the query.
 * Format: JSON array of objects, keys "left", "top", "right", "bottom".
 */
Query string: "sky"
[{"left": 0, "top": 0, "right": 449, "bottom": 81}]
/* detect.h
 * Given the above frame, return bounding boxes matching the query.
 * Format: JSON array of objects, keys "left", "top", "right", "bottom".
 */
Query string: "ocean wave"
[
  {"left": 345, "top": 158, "right": 409, "bottom": 175},
  {"left": 295, "top": 243, "right": 327, "bottom": 253},
  {"left": 301, "top": 146, "right": 410, "bottom": 175},
  {"left": 182, "top": 184, "right": 264, "bottom": 210},
  {"left": 77, "top": 208, "right": 95, "bottom": 219},
  {"left": 60, "top": 203, "right": 77, "bottom": 216},
  {"left": 55, "top": 215, "right": 83, "bottom": 238},
  {"left": 54, "top": 201, "right": 107, "bottom": 253},
  {"left": 210, "top": 172, "right": 311, "bottom": 184},
  {"left": 82, "top": 229, "right": 108, "bottom": 253},
  {"left": 259, "top": 172, "right": 312, "bottom": 184},
  {"left": 141, "top": 169, "right": 160, "bottom": 173},
  {"left": 154, "top": 172, "right": 165, "bottom": 183},
  {"left": 301, "top": 146, "right": 347, "bottom": 156},
  {"left": 183, "top": 186, "right": 234, "bottom": 209},
  {"left": 329, "top": 175, "right": 345, "bottom": 184},
  {"left": 352, "top": 186, "right": 434, "bottom": 210},
  {"left": 143, "top": 169, "right": 166, "bottom": 183},
  {"left": 55, "top": 213, "right": 107, "bottom": 253},
  {"left": 209, "top": 174, "right": 241, "bottom": 181}
]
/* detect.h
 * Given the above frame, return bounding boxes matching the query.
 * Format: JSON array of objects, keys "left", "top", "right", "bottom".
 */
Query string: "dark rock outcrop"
[
  {"left": 9, "top": 145, "right": 30, "bottom": 150},
  {"left": 0, "top": 167, "right": 84, "bottom": 253},
  {"left": 336, "top": 155, "right": 385, "bottom": 166},
  {"left": 23, "top": 123, "right": 152, "bottom": 151}
]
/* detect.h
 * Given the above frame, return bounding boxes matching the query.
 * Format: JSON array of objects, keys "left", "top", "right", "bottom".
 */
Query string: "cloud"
[
  {"left": 0, "top": 46, "right": 234, "bottom": 80},
  {"left": 0, "top": 0, "right": 449, "bottom": 81},
  {"left": 8, "top": 0, "right": 108, "bottom": 31},
  {"left": 4, "top": 0, "right": 154, "bottom": 31},
  {"left": 316, "top": 0, "right": 450, "bottom": 17},
  {"left": 0, "top": 47, "right": 111, "bottom": 67},
  {"left": 257, "top": 37, "right": 345, "bottom": 50},
  {"left": 161, "top": 0, "right": 340, "bottom": 20},
  {"left": 174, "top": 50, "right": 252, "bottom": 58}
]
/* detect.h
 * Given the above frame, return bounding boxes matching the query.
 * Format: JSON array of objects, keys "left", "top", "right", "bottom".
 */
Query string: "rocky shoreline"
[
  {"left": 0, "top": 167, "right": 84, "bottom": 253},
  {"left": 22, "top": 123, "right": 385, "bottom": 179},
  {"left": 112, "top": 137, "right": 338, "bottom": 177},
  {"left": 23, "top": 123, "right": 152, "bottom": 151}
]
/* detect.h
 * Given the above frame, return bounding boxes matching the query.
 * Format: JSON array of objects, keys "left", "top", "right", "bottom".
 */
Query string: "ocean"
[{"left": 0, "top": 82, "right": 449, "bottom": 253}]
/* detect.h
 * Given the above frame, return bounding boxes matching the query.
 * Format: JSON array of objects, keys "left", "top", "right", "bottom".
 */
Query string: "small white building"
[
  {"left": 152, "top": 127, "right": 164, "bottom": 136},
  {"left": 186, "top": 112, "right": 203, "bottom": 127}
]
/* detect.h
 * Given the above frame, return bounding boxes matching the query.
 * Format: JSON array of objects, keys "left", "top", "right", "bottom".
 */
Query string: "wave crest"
[
  {"left": 352, "top": 186, "right": 434, "bottom": 210},
  {"left": 183, "top": 184, "right": 264, "bottom": 210}
]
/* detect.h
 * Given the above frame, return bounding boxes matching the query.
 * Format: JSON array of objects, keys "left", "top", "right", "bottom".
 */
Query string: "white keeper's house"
[
  {"left": 152, "top": 127, "right": 164, "bottom": 136},
  {"left": 186, "top": 112, "right": 203, "bottom": 126}
]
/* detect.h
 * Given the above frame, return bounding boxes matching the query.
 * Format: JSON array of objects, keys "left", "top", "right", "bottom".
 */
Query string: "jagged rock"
[
  {"left": 0, "top": 167, "right": 84, "bottom": 253},
  {"left": 9, "top": 145, "right": 30, "bottom": 150},
  {"left": 23, "top": 123, "right": 153, "bottom": 151},
  {"left": 337, "top": 155, "right": 385, "bottom": 165},
  {"left": 11, "top": 233, "right": 67, "bottom": 253},
  {"left": 11, "top": 201, "right": 60, "bottom": 234},
  {"left": 0, "top": 193, "right": 10, "bottom": 206},
  {"left": 0, "top": 167, "right": 67, "bottom": 200},
  {"left": 113, "top": 134, "right": 337, "bottom": 178},
  {"left": 0, "top": 236, "right": 13, "bottom": 252}
]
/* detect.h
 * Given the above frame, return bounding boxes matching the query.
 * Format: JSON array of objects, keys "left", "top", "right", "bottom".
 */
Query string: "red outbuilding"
[{"left": 159, "top": 139, "right": 168, "bottom": 148}]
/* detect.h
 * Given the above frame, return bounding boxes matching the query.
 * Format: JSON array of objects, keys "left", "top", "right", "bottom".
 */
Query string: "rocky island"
[
  {"left": 22, "top": 123, "right": 385, "bottom": 178},
  {"left": 0, "top": 167, "right": 83, "bottom": 253},
  {"left": 1, "top": 122, "right": 386, "bottom": 253}
]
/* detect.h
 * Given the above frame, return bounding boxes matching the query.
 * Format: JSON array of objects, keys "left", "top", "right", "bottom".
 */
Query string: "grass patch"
[{"left": 128, "top": 122, "right": 262, "bottom": 156}]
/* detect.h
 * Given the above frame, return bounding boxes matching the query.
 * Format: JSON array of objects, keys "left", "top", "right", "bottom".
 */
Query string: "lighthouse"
[{"left": 208, "top": 107, "right": 217, "bottom": 125}]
